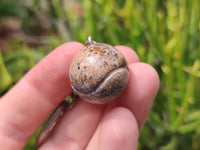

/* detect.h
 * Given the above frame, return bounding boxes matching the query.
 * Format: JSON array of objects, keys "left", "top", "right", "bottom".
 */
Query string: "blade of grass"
[{"left": 0, "top": 51, "right": 12, "bottom": 93}]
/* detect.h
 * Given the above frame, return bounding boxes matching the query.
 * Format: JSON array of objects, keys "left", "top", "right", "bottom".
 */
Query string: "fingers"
[
  {"left": 39, "top": 46, "right": 159, "bottom": 149},
  {"left": 124, "top": 63, "right": 159, "bottom": 130},
  {"left": 0, "top": 42, "right": 84, "bottom": 149},
  {"left": 86, "top": 107, "right": 139, "bottom": 150},
  {"left": 39, "top": 100, "right": 105, "bottom": 150},
  {"left": 108, "top": 62, "right": 160, "bottom": 131},
  {"left": 115, "top": 46, "right": 158, "bottom": 130},
  {"left": 39, "top": 46, "right": 140, "bottom": 149},
  {"left": 0, "top": 42, "right": 158, "bottom": 150}
]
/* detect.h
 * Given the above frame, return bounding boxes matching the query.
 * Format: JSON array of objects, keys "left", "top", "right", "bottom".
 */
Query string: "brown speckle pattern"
[{"left": 69, "top": 43, "right": 129, "bottom": 104}]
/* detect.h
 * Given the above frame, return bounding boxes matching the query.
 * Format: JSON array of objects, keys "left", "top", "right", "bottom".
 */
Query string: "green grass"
[{"left": 0, "top": 0, "right": 200, "bottom": 149}]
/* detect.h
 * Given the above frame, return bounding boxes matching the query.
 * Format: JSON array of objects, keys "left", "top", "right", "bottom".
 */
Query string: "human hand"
[{"left": 0, "top": 42, "right": 159, "bottom": 150}]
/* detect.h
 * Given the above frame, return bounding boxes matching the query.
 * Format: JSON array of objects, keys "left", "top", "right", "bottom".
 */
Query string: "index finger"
[{"left": 0, "top": 42, "right": 84, "bottom": 149}]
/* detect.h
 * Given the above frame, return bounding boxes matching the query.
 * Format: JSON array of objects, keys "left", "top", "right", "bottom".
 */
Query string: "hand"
[{"left": 0, "top": 42, "right": 159, "bottom": 150}]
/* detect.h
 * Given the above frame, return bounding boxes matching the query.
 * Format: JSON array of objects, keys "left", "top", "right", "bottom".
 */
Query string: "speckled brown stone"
[{"left": 69, "top": 43, "right": 129, "bottom": 104}]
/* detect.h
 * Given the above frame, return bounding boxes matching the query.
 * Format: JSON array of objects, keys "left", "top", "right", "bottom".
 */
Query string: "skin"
[{"left": 0, "top": 42, "right": 159, "bottom": 150}]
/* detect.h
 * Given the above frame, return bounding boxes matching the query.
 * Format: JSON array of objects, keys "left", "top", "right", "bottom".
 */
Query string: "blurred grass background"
[{"left": 0, "top": 0, "right": 199, "bottom": 149}]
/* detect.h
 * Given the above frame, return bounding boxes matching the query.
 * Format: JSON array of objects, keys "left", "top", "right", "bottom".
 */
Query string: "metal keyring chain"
[{"left": 36, "top": 92, "right": 78, "bottom": 146}]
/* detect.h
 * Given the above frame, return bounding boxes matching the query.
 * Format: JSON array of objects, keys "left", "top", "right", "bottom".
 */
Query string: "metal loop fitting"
[{"left": 84, "top": 35, "right": 96, "bottom": 46}]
